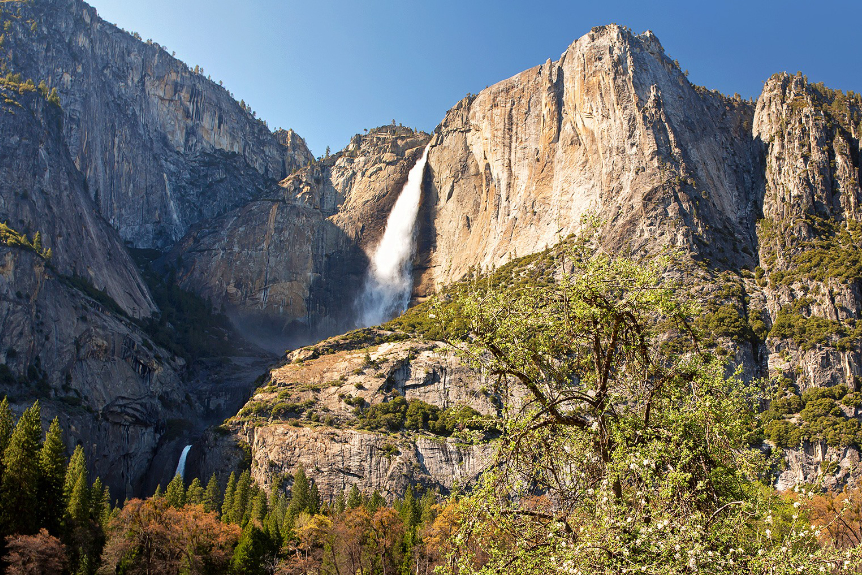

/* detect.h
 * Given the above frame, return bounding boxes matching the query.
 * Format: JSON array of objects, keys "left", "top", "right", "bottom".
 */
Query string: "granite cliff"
[
  {"left": 3, "top": 3, "right": 862, "bottom": 498},
  {"left": 206, "top": 28, "right": 862, "bottom": 493},
  {"left": 2, "top": 0, "right": 313, "bottom": 249},
  {"left": 171, "top": 126, "right": 430, "bottom": 348}
]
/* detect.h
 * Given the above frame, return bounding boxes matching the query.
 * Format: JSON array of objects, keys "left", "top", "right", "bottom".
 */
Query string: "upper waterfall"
[{"left": 356, "top": 143, "right": 431, "bottom": 327}]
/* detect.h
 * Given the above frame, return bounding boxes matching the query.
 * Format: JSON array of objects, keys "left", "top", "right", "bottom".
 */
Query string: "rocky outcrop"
[
  {"left": 171, "top": 126, "right": 430, "bottom": 348},
  {"left": 196, "top": 330, "right": 498, "bottom": 500},
  {"left": 3, "top": 0, "right": 313, "bottom": 249},
  {"left": 417, "top": 25, "right": 763, "bottom": 292}
]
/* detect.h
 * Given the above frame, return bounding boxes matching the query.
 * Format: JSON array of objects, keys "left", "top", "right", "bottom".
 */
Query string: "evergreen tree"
[
  {"left": 66, "top": 466, "right": 90, "bottom": 529},
  {"left": 287, "top": 466, "right": 310, "bottom": 518},
  {"left": 334, "top": 490, "right": 346, "bottom": 515},
  {"left": 419, "top": 487, "right": 437, "bottom": 525},
  {"left": 346, "top": 484, "right": 362, "bottom": 509},
  {"left": 203, "top": 473, "right": 221, "bottom": 513},
  {"left": 152, "top": 484, "right": 163, "bottom": 499},
  {"left": 0, "top": 401, "right": 42, "bottom": 536},
  {"left": 230, "top": 470, "right": 252, "bottom": 525},
  {"left": 249, "top": 490, "right": 267, "bottom": 526},
  {"left": 221, "top": 471, "right": 237, "bottom": 519},
  {"left": 63, "top": 445, "right": 86, "bottom": 505},
  {"left": 38, "top": 417, "right": 66, "bottom": 535},
  {"left": 186, "top": 477, "right": 204, "bottom": 506},
  {"left": 90, "top": 477, "right": 110, "bottom": 529},
  {"left": 367, "top": 490, "right": 385, "bottom": 514},
  {"left": 0, "top": 397, "right": 14, "bottom": 462},
  {"left": 165, "top": 473, "right": 185, "bottom": 508},
  {"left": 399, "top": 484, "right": 419, "bottom": 529},
  {"left": 308, "top": 481, "right": 321, "bottom": 515},
  {"left": 231, "top": 524, "right": 274, "bottom": 575}
]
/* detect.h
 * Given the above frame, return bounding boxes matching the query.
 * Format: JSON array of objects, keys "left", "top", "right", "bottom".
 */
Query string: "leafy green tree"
[
  {"left": 37, "top": 417, "right": 66, "bottom": 535},
  {"left": 63, "top": 445, "right": 86, "bottom": 506},
  {"left": 366, "top": 490, "right": 385, "bottom": 514},
  {"left": 437, "top": 234, "right": 862, "bottom": 573},
  {"left": 0, "top": 401, "right": 42, "bottom": 536}
]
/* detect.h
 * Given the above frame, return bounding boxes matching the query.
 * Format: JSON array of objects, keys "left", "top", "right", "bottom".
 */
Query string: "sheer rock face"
[
  {"left": 417, "top": 25, "right": 763, "bottom": 292},
  {"left": 171, "top": 127, "right": 430, "bottom": 348},
  {"left": 0, "top": 92, "right": 186, "bottom": 498},
  {"left": 749, "top": 74, "right": 862, "bottom": 488},
  {"left": 4, "top": 0, "right": 312, "bottom": 249}
]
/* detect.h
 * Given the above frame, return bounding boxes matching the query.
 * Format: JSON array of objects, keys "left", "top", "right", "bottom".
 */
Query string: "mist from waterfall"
[{"left": 356, "top": 144, "right": 431, "bottom": 327}]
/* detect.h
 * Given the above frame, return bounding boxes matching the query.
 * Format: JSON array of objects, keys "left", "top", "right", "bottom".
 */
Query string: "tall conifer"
[
  {"left": 0, "top": 401, "right": 42, "bottom": 535},
  {"left": 38, "top": 417, "right": 66, "bottom": 534}
]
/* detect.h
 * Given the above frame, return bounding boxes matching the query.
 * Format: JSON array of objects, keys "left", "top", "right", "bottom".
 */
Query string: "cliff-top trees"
[{"left": 437, "top": 231, "right": 862, "bottom": 573}]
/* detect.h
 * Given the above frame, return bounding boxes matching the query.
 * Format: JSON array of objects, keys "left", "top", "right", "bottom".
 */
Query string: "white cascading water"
[
  {"left": 174, "top": 444, "right": 191, "bottom": 480},
  {"left": 356, "top": 144, "right": 431, "bottom": 327}
]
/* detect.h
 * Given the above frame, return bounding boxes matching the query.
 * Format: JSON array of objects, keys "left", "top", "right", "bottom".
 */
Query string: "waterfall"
[
  {"left": 174, "top": 444, "right": 191, "bottom": 479},
  {"left": 356, "top": 143, "right": 430, "bottom": 327}
]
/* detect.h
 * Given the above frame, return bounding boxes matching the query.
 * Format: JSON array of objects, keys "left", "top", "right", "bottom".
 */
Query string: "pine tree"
[
  {"left": 399, "top": 484, "right": 419, "bottom": 529},
  {"left": 221, "top": 472, "right": 237, "bottom": 519},
  {"left": 0, "top": 401, "right": 42, "bottom": 536},
  {"left": 203, "top": 473, "right": 221, "bottom": 513},
  {"left": 63, "top": 445, "right": 86, "bottom": 505},
  {"left": 231, "top": 524, "right": 273, "bottom": 575},
  {"left": 38, "top": 417, "right": 67, "bottom": 535},
  {"left": 0, "top": 396, "right": 14, "bottom": 459},
  {"left": 367, "top": 490, "right": 385, "bottom": 514},
  {"left": 419, "top": 487, "right": 437, "bottom": 525},
  {"left": 308, "top": 481, "right": 320, "bottom": 515},
  {"left": 66, "top": 466, "right": 90, "bottom": 528},
  {"left": 186, "top": 477, "right": 204, "bottom": 506},
  {"left": 90, "top": 478, "right": 111, "bottom": 529},
  {"left": 346, "top": 484, "right": 362, "bottom": 509},
  {"left": 250, "top": 490, "right": 267, "bottom": 526},
  {"left": 334, "top": 490, "right": 346, "bottom": 515},
  {"left": 230, "top": 470, "right": 252, "bottom": 525},
  {"left": 165, "top": 473, "right": 185, "bottom": 508},
  {"left": 287, "top": 467, "right": 310, "bottom": 518}
]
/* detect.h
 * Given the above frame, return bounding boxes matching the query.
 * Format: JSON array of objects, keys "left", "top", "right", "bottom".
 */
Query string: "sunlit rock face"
[
  {"left": 417, "top": 24, "right": 763, "bottom": 293},
  {"left": 4, "top": 0, "right": 313, "bottom": 249}
]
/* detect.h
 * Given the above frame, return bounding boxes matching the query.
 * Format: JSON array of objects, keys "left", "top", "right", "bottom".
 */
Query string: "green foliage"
[
  {"left": 0, "top": 401, "right": 41, "bottom": 535},
  {"left": 762, "top": 382, "right": 862, "bottom": 448},
  {"left": 430, "top": 232, "right": 856, "bottom": 573},
  {"left": 0, "top": 221, "right": 52, "bottom": 260},
  {"left": 358, "top": 396, "right": 489, "bottom": 436},
  {"left": 38, "top": 417, "right": 66, "bottom": 534},
  {"left": 165, "top": 473, "right": 186, "bottom": 508}
]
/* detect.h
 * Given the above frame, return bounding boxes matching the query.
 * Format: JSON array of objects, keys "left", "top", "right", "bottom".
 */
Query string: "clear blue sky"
[{"left": 86, "top": 0, "right": 862, "bottom": 157}]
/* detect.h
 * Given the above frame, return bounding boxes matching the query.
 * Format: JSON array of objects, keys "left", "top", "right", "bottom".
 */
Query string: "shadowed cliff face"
[
  {"left": 3, "top": 0, "right": 313, "bottom": 249},
  {"left": 418, "top": 25, "right": 764, "bottom": 293},
  {"left": 0, "top": 88, "right": 188, "bottom": 499},
  {"left": 171, "top": 126, "right": 431, "bottom": 351}
]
